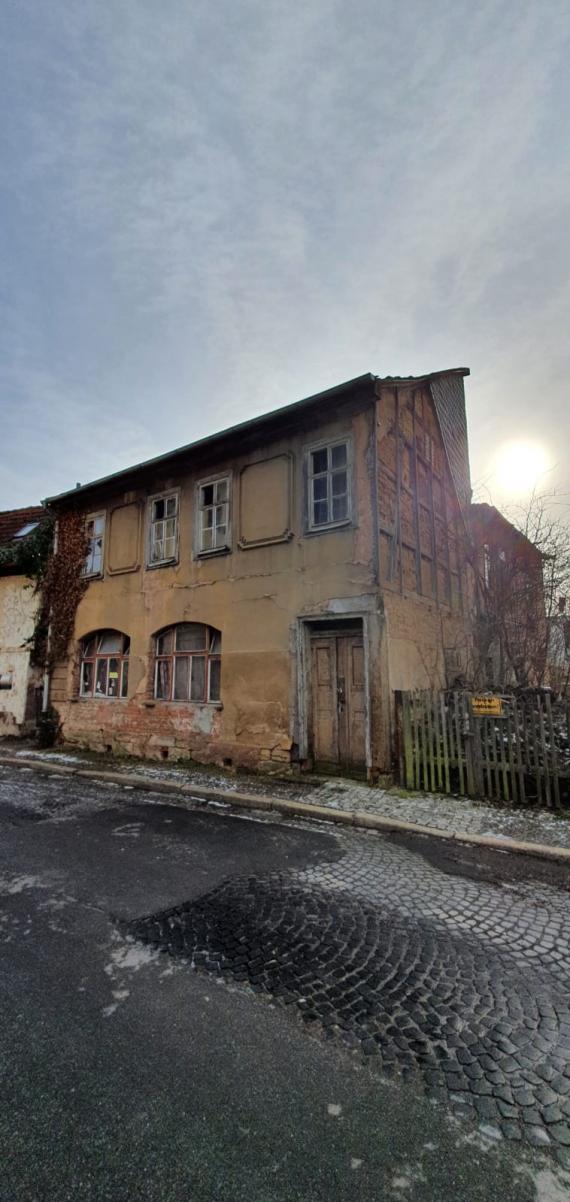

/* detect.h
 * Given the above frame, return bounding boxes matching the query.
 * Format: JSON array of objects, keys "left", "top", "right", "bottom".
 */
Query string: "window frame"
[
  {"left": 195, "top": 473, "right": 232, "bottom": 558},
  {"left": 83, "top": 511, "right": 106, "bottom": 578},
  {"left": 146, "top": 489, "right": 180, "bottom": 569},
  {"left": 153, "top": 623, "right": 222, "bottom": 704},
  {"left": 304, "top": 436, "right": 353, "bottom": 533},
  {"left": 79, "top": 631, "right": 130, "bottom": 700}
]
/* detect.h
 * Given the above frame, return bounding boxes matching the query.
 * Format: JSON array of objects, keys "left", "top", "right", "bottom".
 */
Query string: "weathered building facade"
[
  {"left": 0, "top": 507, "right": 44, "bottom": 736},
  {"left": 469, "top": 503, "right": 547, "bottom": 688},
  {"left": 46, "top": 370, "right": 474, "bottom": 778}
]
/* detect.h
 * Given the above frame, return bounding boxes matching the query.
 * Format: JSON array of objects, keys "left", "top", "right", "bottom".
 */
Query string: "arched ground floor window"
[
  {"left": 154, "top": 623, "right": 221, "bottom": 703},
  {"left": 80, "top": 631, "right": 130, "bottom": 698}
]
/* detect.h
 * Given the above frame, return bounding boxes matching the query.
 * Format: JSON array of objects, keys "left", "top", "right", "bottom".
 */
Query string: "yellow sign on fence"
[{"left": 471, "top": 695, "right": 503, "bottom": 717}]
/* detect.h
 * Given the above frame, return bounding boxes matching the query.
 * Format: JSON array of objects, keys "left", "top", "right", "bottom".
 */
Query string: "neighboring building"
[
  {"left": 547, "top": 597, "right": 570, "bottom": 697},
  {"left": 469, "top": 503, "right": 547, "bottom": 688},
  {"left": 45, "top": 369, "right": 473, "bottom": 778},
  {"left": 0, "top": 507, "right": 44, "bottom": 736}
]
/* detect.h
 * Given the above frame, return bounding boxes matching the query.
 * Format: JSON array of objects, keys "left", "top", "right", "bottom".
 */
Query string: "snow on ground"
[{"left": 3, "top": 742, "right": 570, "bottom": 851}]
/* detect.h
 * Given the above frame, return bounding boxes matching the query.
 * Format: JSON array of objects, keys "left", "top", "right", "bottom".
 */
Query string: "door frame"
[{"left": 296, "top": 613, "right": 372, "bottom": 773}]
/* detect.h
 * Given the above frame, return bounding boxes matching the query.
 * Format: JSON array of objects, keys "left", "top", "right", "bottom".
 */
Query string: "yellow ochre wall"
[
  {"left": 50, "top": 381, "right": 473, "bottom": 776},
  {"left": 50, "top": 402, "right": 384, "bottom": 771}
]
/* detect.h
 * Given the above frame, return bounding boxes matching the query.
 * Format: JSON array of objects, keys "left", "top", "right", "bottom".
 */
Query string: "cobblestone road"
[{"left": 129, "top": 832, "right": 570, "bottom": 1159}]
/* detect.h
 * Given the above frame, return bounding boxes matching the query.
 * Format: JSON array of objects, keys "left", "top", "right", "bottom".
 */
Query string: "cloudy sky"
[{"left": 1, "top": 0, "right": 569, "bottom": 511}]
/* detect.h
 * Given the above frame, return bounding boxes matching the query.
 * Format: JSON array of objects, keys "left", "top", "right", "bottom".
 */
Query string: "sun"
[{"left": 492, "top": 440, "right": 551, "bottom": 497}]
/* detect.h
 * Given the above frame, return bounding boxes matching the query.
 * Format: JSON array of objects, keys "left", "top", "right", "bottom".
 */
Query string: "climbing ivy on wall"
[{"left": 28, "top": 510, "right": 89, "bottom": 669}]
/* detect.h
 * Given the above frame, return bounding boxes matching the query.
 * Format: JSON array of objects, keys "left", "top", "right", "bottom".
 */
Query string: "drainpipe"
[{"left": 41, "top": 517, "right": 58, "bottom": 714}]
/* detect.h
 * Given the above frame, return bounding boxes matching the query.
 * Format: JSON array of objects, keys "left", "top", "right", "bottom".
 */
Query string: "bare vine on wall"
[{"left": 31, "top": 510, "right": 89, "bottom": 669}]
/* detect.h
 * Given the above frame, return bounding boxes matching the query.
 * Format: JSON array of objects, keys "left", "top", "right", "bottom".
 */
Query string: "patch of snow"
[
  {"left": 14, "top": 750, "right": 82, "bottom": 764},
  {"left": 0, "top": 873, "right": 51, "bottom": 895}
]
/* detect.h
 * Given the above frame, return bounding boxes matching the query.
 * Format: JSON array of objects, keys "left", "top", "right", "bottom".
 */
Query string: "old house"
[
  {"left": 0, "top": 507, "right": 45, "bottom": 736},
  {"left": 44, "top": 369, "right": 474, "bottom": 778},
  {"left": 469, "top": 502, "right": 547, "bottom": 688}
]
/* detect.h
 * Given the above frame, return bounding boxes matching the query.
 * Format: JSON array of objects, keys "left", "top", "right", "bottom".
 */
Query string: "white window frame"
[
  {"left": 147, "top": 490, "right": 180, "bottom": 568},
  {"left": 195, "top": 473, "right": 231, "bottom": 556},
  {"left": 305, "top": 437, "right": 353, "bottom": 532},
  {"left": 83, "top": 512, "right": 106, "bottom": 577}
]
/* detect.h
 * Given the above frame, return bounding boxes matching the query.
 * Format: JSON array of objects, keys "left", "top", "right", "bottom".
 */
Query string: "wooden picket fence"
[{"left": 396, "top": 689, "right": 570, "bottom": 808}]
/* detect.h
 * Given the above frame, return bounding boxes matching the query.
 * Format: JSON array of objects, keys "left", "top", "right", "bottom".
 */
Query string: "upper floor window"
[
  {"left": 83, "top": 513, "right": 105, "bottom": 576},
  {"left": 154, "top": 623, "right": 221, "bottom": 703},
  {"left": 197, "top": 477, "right": 230, "bottom": 554},
  {"left": 307, "top": 440, "right": 351, "bottom": 530},
  {"left": 80, "top": 630, "right": 129, "bottom": 698},
  {"left": 148, "top": 492, "right": 179, "bottom": 566}
]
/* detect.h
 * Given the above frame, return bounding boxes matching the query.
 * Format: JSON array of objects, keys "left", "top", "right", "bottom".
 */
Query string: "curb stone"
[{"left": 2, "top": 752, "right": 570, "bottom": 866}]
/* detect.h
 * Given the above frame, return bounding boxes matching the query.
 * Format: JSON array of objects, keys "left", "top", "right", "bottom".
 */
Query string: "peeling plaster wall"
[
  {"left": 0, "top": 575, "right": 41, "bottom": 733},
  {"left": 51, "top": 401, "right": 386, "bottom": 771},
  {"left": 49, "top": 376, "right": 476, "bottom": 776}
]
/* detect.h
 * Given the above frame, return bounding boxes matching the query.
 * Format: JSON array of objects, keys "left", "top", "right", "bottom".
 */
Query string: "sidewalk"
[{"left": 3, "top": 742, "right": 570, "bottom": 855}]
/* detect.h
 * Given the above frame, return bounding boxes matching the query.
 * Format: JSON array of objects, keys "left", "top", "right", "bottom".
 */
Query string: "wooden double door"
[{"left": 310, "top": 631, "right": 366, "bottom": 773}]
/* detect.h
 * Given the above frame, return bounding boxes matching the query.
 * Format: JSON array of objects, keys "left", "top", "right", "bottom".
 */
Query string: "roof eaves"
[{"left": 45, "top": 373, "right": 376, "bottom": 506}]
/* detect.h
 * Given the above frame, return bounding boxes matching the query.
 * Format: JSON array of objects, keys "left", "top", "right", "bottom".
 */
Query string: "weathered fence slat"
[
  {"left": 398, "top": 687, "right": 567, "bottom": 809},
  {"left": 507, "top": 706, "right": 517, "bottom": 804},
  {"left": 439, "top": 693, "right": 450, "bottom": 795},
  {"left": 528, "top": 700, "right": 542, "bottom": 805},
  {"left": 514, "top": 698, "right": 526, "bottom": 804},
  {"left": 453, "top": 692, "right": 465, "bottom": 795},
  {"left": 545, "top": 691, "right": 560, "bottom": 809},
  {"left": 537, "top": 695, "right": 551, "bottom": 808}
]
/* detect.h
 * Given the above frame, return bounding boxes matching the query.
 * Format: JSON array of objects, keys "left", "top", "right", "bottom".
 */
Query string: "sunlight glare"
[{"left": 493, "top": 441, "right": 550, "bottom": 496}]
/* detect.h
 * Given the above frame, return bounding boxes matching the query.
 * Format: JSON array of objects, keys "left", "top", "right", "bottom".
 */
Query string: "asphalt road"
[{"left": 1, "top": 763, "right": 569, "bottom": 1202}]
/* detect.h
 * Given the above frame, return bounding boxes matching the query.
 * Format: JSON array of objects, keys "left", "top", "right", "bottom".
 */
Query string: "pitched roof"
[
  {"left": 46, "top": 367, "right": 470, "bottom": 507},
  {"left": 0, "top": 506, "right": 43, "bottom": 548}
]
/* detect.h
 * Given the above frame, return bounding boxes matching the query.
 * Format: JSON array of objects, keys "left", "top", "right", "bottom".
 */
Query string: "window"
[
  {"left": 84, "top": 513, "right": 106, "bottom": 576},
  {"left": 80, "top": 630, "right": 130, "bottom": 698},
  {"left": 197, "top": 477, "right": 230, "bottom": 554},
  {"left": 154, "top": 624, "right": 221, "bottom": 703},
  {"left": 14, "top": 522, "right": 39, "bottom": 539},
  {"left": 148, "top": 493, "right": 179, "bottom": 565},
  {"left": 307, "top": 440, "right": 350, "bottom": 530}
]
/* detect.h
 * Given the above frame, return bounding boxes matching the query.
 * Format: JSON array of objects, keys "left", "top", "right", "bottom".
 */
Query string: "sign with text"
[{"left": 471, "top": 695, "right": 503, "bottom": 717}]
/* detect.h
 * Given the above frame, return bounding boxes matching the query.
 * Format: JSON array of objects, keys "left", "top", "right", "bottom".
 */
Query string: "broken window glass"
[
  {"left": 83, "top": 513, "right": 105, "bottom": 576},
  {"left": 198, "top": 478, "right": 230, "bottom": 553},
  {"left": 95, "top": 659, "right": 108, "bottom": 696},
  {"left": 81, "top": 661, "right": 93, "bottom": 696},
  {"left": 149, "top": 494, "right": 178, "bottom": 565},
  {"left": 155, "top": 659, "right": 171, "bottom": 700}
]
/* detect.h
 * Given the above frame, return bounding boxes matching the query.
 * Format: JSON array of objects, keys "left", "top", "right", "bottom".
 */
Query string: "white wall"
[{"left": 0, "top": 575, "right": 40, "bottom": 733}]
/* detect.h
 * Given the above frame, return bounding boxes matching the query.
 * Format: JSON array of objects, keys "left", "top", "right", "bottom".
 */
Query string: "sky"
[{"left": 1, "top": 0, "right": 569, "bottom": 512}]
